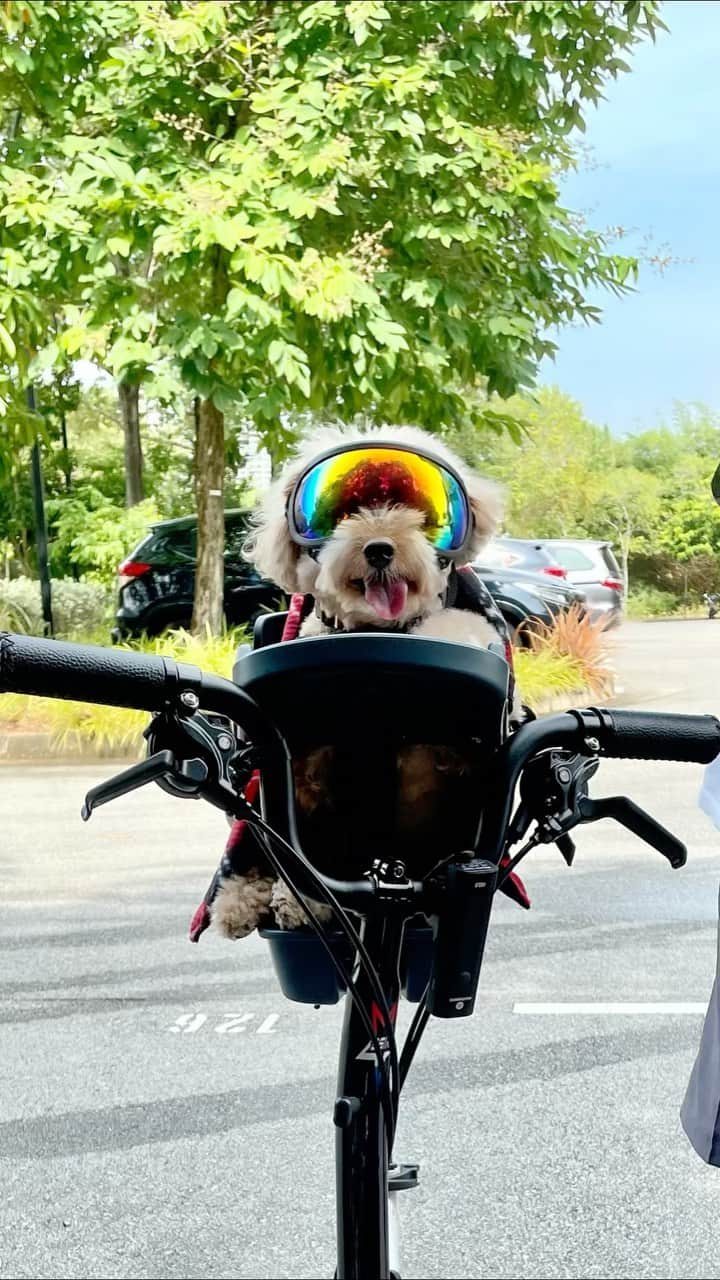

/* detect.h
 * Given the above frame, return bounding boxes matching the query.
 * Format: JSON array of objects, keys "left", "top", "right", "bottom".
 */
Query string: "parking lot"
[{"left": 2, "top": 620, "right": 720, "bottom": 1279}]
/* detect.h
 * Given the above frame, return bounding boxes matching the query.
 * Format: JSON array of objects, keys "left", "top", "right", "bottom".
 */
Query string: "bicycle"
[{"left": 2, "top": 625, "right": 719, "bottom": 1280}]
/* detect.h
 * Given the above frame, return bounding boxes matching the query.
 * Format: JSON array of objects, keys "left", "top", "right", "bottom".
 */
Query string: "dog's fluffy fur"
[{"left": 212, "top": 425, "right": 507, "bottom": 939}]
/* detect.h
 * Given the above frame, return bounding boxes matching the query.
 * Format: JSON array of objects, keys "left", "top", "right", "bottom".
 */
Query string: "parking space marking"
[
  {"left": 169, "top": 1010, "right": 282, "bottom": 1033},
  {"left": 513, "top": 1001, "right": 707, "bottom": 1015}
]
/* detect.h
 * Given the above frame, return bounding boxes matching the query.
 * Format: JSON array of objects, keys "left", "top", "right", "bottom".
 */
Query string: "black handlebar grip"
[
  {"left": 0, "top": 632, "right": 200, "bottom": 713},
  {"left": 599, "top": 709, "right": 720, "bottom": 764}
]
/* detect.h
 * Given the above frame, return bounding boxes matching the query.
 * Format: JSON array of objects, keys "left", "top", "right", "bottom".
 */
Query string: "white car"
[{"left": 540, "top": 539, "right": 624, "bottom": 626}]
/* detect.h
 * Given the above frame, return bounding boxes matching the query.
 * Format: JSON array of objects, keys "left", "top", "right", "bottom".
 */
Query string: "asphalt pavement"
[{"left": 2, "top": 620, "right": 720, "bottom": 1280}]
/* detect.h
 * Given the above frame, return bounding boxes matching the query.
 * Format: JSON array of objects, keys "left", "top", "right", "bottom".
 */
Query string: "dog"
[{"left": 208, "top": 425, "right": 517, "bottom": 940}]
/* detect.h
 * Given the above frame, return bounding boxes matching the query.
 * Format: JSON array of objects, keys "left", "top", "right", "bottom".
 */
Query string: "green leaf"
[
  {"left": 107, "top": 235, "right": 132, "bottom": 257},
  {"left": 28, "top": 341, "right": 61, "bottom": 378},
  {"left": 0, "top": 322, "right": 16, "bottom": 360},
  {"left": 366, "top": 317, "right": 408, "bottom": 352},
  {"left": 107, "top": 337, "right": 154, "bottom": 376}
]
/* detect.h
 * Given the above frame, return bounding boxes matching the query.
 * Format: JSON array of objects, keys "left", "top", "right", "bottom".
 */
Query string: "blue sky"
[{"left": 544, "top": 1, "right": 720, "bottom": 435}]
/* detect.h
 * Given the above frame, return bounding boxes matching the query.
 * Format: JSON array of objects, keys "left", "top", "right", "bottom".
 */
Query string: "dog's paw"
[
  {"left": 212, "top": 871, "right": 275, "bottom": 940},
  {"left": 270, "top": 879, "right": 334, "bottom": 931}
]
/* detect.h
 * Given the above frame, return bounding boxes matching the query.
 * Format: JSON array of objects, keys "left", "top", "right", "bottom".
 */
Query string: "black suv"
[{"left": 113, "top": 511, "right": 285, "bottom": 638}]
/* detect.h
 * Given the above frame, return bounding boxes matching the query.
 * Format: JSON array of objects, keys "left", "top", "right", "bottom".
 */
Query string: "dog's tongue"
[{"left": 365, "top": 578, "right": 408, "bottom": 621}]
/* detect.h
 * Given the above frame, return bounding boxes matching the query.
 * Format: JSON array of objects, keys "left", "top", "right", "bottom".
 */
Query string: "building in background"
[{"left": 237, "top": 427, "right": 272, "bottom": 492}]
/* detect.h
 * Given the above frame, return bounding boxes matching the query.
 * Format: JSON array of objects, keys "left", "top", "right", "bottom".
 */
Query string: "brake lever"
[
  {"left": 577, "top": 795, "right": 687, "bottom": 868},
  {"left": 81, "top": 750, "right": 208, "bottom": 820},
  {"left": 511, "top": 750, "right": 598, "bottom": 864},
  {"left": 511, "top": 749, "right": 685, "bottom": 869}
]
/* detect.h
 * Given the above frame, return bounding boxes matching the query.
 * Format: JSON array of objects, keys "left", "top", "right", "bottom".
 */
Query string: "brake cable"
[{"left": 246, "top": 813, "right": 401, "bottom": 1144}]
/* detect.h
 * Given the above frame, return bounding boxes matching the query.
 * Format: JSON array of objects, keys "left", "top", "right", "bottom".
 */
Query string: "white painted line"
[
  {"left": 513, "top": 1001, "right": 707, "bottom": 1016},
  {"left": 257, "top": 1014, "right": 279, "bottom": 1034}
]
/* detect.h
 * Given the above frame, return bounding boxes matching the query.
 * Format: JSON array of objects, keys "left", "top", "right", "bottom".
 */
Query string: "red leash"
[{"left": 281, "top": 593, "right": 310, "bottom": 641}]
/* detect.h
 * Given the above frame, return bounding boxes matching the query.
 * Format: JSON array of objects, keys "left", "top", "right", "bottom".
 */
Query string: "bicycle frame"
[{"left": 335, "top": 911, "right": 406, "bottom": 1280}]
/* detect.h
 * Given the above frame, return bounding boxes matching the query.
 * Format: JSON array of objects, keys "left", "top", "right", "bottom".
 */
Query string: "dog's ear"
[
  {"left": 243, "top": 468, "right": 303, "bottom": 593},
  {"left": 465, "top": 476, "right": 504, "bottom": 558}
]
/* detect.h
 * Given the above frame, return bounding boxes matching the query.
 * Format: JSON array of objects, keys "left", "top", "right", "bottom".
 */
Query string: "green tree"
[
  {"left": 458, "top": 386, "right": 614, "bottom": 538},
  {"left": 589, "top": 465, "right": 661, "bottom": 593},
  {"left": 451, "top": 386, "right": 666, "bottom": 593},
  {"left": 621, "top": 404, "right": 720, "bottom": 593},
  {"left": 1, "top": 0, "right": 665, "bottom": 632}
]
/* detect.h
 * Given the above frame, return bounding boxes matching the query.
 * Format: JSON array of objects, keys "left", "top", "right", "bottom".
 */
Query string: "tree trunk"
[
  {"left": 118, "top": 381, "right": 144, "bottom": 506},
  {"left": 59, "top": 406, "right": 72, "bottom": 492},
  {"left": 191, "top": 396, "right": 225, "bottom": 636},
  {"left": 621, "top": 535, "right": 630, "bottom": 597}
]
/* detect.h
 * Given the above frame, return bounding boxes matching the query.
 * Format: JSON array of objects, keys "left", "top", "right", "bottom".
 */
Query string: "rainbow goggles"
[{"left": 287, "top": 442, "right": 472, "bottom": 558}]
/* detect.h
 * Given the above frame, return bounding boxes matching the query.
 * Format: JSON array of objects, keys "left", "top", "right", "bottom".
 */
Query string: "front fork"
[{"left": 334, "top": 911, "right": 418, "bottom": 1280}]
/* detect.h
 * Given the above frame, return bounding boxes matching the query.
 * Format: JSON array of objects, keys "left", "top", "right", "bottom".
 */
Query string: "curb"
[{"left": 0, "top": 732, "right": 138, "bottom": 763}]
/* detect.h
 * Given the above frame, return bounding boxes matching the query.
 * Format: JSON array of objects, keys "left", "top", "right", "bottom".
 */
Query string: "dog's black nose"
[{"left": 363, "top": 540, "right": 395, "bottom": 569}]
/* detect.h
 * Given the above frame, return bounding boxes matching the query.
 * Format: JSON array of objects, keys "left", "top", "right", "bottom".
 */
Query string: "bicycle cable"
[
  {"left": 398, "top": 989, "right": 430, "bottom": 1092},
  {"left": 247, "top": 815, "right": 400, "bottom": 1140},
  {"left": 250, "top": 821, "right": 398, "bottom": 1140}
]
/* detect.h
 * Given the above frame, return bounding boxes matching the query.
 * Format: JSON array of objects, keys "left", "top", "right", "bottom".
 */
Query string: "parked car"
[
  {"left": 472, "top": 563, "right": 586, "bottom": 646},
  {"left": 113, "top": 511, "right": 285, "bottom": 639},
  {"left": 481, "top": 537, "right": 569, "bottom": 580},
  {"left": 539, "top": 539, "right": 624, "bottom": 627}
]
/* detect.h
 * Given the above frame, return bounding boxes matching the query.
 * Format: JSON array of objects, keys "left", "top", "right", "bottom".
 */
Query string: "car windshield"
[{"left": 147, "top": 526, "right": 197, "bottom": 560}]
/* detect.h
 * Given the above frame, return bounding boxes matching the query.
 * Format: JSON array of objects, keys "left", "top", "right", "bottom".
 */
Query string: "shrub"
[
  {"left": 48, "top": 492, "right": 159, "bottom": 588},
  {"left": 513, "top": 648, "right": 587, "bottom": 711},
  {"left": 0, "top": 588, "right": 35, "bottom": 634},
  {"left": 523, "top": 605, "right": 614, "bottom": 701},
  {"left": 0, "top": 576, "right": 111, "bottom": 637},
  {"left": 626, "top": 586, "right": 684, "bottom": 619}
]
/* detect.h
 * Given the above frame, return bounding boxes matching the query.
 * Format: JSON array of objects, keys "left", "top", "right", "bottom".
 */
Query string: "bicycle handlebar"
[
  {"left": 0, "top": 631, "right": 196, "bottom": 712},
  {"left": 475, "top": 706, "right": 720, "bottom": 861},
  {"left": 593, "top": 708, "right": 720, "bottom": 763},
  {"left": 0, "top": 631, "right": 278, "bottom": 746},
  {"left": 2, "top": 631, "right": 719, "bottom": 873},
  {"left": 3, "top": 633, "right": 719, "bottom": 767}
]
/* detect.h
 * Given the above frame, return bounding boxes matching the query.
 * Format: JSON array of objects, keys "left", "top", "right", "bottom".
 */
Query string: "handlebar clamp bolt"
[
  {"left": 180, "top": 690, "right": 200, "bottom": 712},
  {"left": 584, "top": 736, "right": 600, "bottom": 754}
]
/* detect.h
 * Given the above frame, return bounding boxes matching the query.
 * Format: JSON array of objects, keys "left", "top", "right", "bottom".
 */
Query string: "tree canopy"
[
  {"left": 454, "top": 389, "right": 720, "bottom": 595},
  {"left": 0, "top": 0, "right": 667, "bottom": 629}
]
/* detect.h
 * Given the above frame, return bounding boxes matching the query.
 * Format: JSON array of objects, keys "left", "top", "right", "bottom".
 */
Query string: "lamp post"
[{"left": 26, "top": 385, "right": 54, "bottom": 637}]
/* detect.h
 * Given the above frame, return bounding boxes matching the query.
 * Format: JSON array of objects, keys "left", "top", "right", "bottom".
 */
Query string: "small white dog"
[
  {"left": 248, "top": 424, "right": 503, "bottom": 645},
  {"left": 208, "top": 425, "right": 516, "bottom": 940}
]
